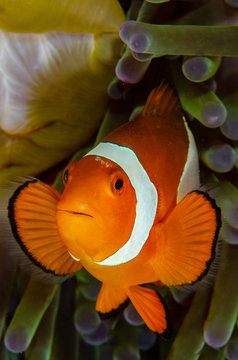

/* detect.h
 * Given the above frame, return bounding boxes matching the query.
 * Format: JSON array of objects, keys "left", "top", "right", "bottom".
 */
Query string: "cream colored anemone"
[{"left": 0, "top": 0, "right": 125, "bottom": 185}]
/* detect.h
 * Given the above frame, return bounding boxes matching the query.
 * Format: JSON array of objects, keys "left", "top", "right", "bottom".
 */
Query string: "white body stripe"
[
  {"left": 68, "top": 250, "right": 80, "bottom": 261},
  {"left": 85, "top": 142, "right": 158, "bottom": 266},
  {"left": 177, "top": 120, "right": 200, "bottom": 203}
]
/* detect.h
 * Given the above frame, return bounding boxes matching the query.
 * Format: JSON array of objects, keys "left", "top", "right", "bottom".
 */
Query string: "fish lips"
[{"left": 57, "top": 209, "right": 93, "bottom": 218}]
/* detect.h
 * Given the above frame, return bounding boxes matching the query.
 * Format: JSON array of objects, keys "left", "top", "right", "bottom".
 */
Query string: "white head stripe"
[{"left": 85, "top": 142, "right": 158, "bottom": 266}]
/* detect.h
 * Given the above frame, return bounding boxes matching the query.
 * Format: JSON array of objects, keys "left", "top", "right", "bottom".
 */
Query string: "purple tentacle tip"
[
  {"left": 124, "top": 303, "right": 144, "bottom": 326},
  {"left": 138, "top": 328, "right": 156, "bottom": 350},
  {"left": 119, "top": 21, "right": 134, "bottom": 43},
  {"left": 116, "top": 55, "right": 150, "bottom": 84},
  {"left": 226, "top": 340, "right": 238, "bottom": 360},
  {"left": 200, "top": 101, "right": 227, "bottom": 127},
  {"left": 4, "top": 328, "right": 29, "bottom": 354},
  {"left": 83, "top": 322, "right": 109, "bottom": 346},
  {"left": 119, "top": 22, "right": 150, "bottom": 53},
  {"left": 74, "top": 307, "right": 101, "bottom": 335},
  {"left": 128, "top": 33, "right": 149, "bottom": 53},
  {"left": 204, "top": 324, "right": 233, "bottom": 349},
  {"left": 221, "top": 111, "right": 238, "bottom": 140}
]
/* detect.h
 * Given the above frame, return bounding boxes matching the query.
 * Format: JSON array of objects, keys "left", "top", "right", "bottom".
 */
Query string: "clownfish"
[{"left": 6, "top": 83, "right": 221, "bottom": 335}]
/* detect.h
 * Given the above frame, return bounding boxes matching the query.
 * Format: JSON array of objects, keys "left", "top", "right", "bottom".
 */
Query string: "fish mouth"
[{"left": 57, "top": 209, "right": 93, "bottom": 218}]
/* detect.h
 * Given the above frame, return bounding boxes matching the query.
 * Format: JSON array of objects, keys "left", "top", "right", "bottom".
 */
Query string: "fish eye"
[
  {"left": 110, "top": 171, "right": 125, "bottom": 194},
  {"left": 114, "top": 178, "right": 124, "bottom": 191},
  {"left": 63, "top": 167, "right": 69, "bottom": 185}
]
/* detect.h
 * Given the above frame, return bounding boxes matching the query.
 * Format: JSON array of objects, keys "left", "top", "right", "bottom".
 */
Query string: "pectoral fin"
[
  {"left": 8, "top": 179, "right": 82, "bottom": 276},
  {"left": 153, "top": 191, "right": 221, "bottom": 286}
]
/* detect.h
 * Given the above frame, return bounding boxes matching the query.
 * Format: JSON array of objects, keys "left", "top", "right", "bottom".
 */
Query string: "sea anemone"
[{"left": 0, "top": 0, "right": 238, "bottom": 359}]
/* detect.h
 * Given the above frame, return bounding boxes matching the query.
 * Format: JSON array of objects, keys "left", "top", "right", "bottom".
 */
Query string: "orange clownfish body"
[{"left": 6, "top": 83, "right": 221, "bottom": 335}]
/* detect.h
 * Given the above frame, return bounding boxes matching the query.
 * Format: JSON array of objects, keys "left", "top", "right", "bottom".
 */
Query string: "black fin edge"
[
  {"left": 8, "top": 180, "right": 66, "bottom": 277},
  {"left": 189, "top": 190, "right": 222, "bottom": 285},
  {"left": 141, "top": 285, "right": 172, "bottom": 339},
  {"left": 156, "top": 290, "right": 172, "bottom": 340},
  {"left": 98, "top": 298, "right": 130, "bottom": 320}
]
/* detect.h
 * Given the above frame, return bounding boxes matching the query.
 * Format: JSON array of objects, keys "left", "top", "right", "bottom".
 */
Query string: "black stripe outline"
[
  {"left": 155, "top": 289, "right": 172, "bottom": 339},
  {"left": 98, "top": 298, "right": 130, "bottom": 320},
  {"left": 189, "top": 190, "right": 222, "bottom": 284}
]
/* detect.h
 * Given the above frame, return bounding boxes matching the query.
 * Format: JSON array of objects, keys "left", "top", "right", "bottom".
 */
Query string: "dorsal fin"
[{"left": 142, "top": 82, "right": 181, "bottom": 118}]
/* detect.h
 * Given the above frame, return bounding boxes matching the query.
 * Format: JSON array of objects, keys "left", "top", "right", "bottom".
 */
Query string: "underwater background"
[{"left": 0, "top": 0, "right": 238, "bottom": 359}]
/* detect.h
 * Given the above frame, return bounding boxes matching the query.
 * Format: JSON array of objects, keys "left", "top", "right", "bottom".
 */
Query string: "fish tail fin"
[
  {"left": 7, "top": 179, "right": 82, "bottom": 276},
  {"left": 142, "top": 82, "right": 181, "bottom": 119},
  {"left": 152, "top": 191, "right": 221, "bottom": 286},
  {"left": 127, "top": 285, "right": 168, "bottom": 335}
]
